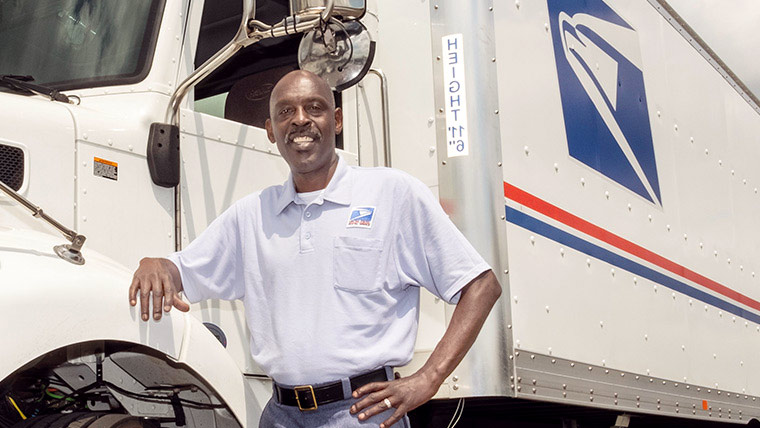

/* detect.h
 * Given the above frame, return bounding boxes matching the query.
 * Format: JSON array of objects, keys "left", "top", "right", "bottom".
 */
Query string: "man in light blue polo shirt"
[{"left": 129, "top": 70, "right": 502, "bottom": 428}]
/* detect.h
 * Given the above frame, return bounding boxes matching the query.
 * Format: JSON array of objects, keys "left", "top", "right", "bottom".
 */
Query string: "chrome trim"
[
  {"left": 365, "top": 68, "right": 391, "bottom": 167},
  {"left": 429, "top": 0, "right": 513, "bottom": 397},
  {"left": 648, "top": 0, "right": 760, "bottom": 114},
  {"left": 0, "top": 179, "right": 86, "bottom": 263}
]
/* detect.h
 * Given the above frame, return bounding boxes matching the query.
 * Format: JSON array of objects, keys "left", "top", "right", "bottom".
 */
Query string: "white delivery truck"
[{"left": 1, "top": 0, "right": 759, "bottom": 427}]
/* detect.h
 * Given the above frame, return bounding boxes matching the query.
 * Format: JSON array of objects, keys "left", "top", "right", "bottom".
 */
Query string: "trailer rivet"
[
  {"left": 434, "top": 4, "right": 438, "bottom": 9},
  {"left": 494, "top": 110, "right": 499, "bottom": 114},
  {"left": 545, "top": 23, "right": 550, "bottom": 32},
  {"left": 636, "top": 396, "right": 640, "bottom": 400},
  {"left": 507, "top": 324, "right": 512, "bottom": 329},
  {"left": 517, "top": 386, "right": 522, "bottom": 392},
  {"left": 532, "top": 379, "right": 536, "bottom": 385},
  {"left": 497, "top": 162, "right": 502, "bottom": 167},
  {"left": 615, "top": 400, "right": 619, "bottom": 405},
  {"left": 439, "top": 108, "right": 444, "bottom": 113},
  {"left": 590, "top": 389, "right": 594, "bottom": 394},
  {"left": 436, "top": 56, "right": 441, "bottom": 61},
  {"left": 505, "top": 269, "right": 509, "bottom": 274},
  {"left": 453, "top": 376, "right": 459, "bottom": 382},
  {"left": 532, "top": 388, "right": 537, "bottom": 393},
  {"left": 621, "top": 373, "right": 625, "bottom": 377},
  {"left": 588, "top": 366, "right": 593, "bottom": 371},
  {"left": 492, "top": 58, "right": 496, "bottom": 62},
  {"left": 551, "top": 359, "right": 556, "bottom": 364},
  {"left": 510, "top": 384, "right": 515, "bottom": 389},
  {"left": 453, "top": 384, "right": 459, "bottom": 390},
  {"left": 501, "top": 215, "right": 506, "bottom": 220},
  {"left": 442, "top": 160, "right": 447, "bottom": 165},
  {"left": 605, "top": 370, "right": 609, "bottom": 374},
  {"left": 562, "top": 384, "right": 567, "bottom": 389},
  {"left": 563, "top": 392, "right": 567, "bottom": 397},
  {"left": 570, "top": 363, "right": 575, "bottom": 367},
  {"left": 489, "top": 6, "right": 493, "bottom": 11}
]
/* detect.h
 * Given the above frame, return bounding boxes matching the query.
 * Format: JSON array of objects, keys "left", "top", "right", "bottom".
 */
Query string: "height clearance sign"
[{"left": 442, "top": 34, "right": 469, "bottom": 157}]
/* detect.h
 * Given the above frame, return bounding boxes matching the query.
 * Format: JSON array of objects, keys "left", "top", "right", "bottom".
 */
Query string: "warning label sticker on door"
[{"left": 93, "top": 157, "right": 118, "bottom": 181}]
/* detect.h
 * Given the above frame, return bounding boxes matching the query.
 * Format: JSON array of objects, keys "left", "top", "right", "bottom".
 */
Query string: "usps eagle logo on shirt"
[{"left": 347, "top": 206, "right": 376, "bottom": 228}]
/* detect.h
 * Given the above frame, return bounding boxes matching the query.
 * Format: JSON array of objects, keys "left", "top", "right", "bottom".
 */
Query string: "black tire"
[{"left": 11, "top": 413, "right": 152, "bottom": 428}]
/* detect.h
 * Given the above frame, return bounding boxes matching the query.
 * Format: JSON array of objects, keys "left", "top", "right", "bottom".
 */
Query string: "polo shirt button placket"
[{"left": 301, "top": 205, "right": 314, "bottom": 252}]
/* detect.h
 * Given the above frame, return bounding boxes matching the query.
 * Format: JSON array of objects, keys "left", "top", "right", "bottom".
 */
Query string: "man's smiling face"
[{"left": 265, "top": 71, "right": 343, "bottom": 182}]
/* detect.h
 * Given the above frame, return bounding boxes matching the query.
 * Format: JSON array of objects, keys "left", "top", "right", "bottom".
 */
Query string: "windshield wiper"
[{"left": 0, "top": 74, "right": 78, "bottom": 104}]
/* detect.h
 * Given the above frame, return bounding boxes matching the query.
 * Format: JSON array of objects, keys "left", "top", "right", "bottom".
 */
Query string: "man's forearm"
[{"left": 417, "top": 269, "right": 502, "bottom": 385}]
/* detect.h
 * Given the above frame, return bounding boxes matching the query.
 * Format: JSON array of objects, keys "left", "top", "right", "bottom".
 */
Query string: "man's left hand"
[{"left": 350, "top": 371, "right": 439, "bottom": 428}]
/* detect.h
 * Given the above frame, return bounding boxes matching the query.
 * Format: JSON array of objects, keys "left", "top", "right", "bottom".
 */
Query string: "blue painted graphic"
[
  {"left": 548, "top": 0, "right": 662, "bottom": 205},
  {"left": 348, "top": 207, "right": 375, "bottom": 228}
]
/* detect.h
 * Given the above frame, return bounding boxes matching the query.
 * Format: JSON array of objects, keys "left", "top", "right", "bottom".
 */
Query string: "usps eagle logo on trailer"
[
  {"left": 548, "top": 0, "right": 662, "bottom": 206},
  {"left": 347, "top": 206, "right": 376, "bottom": 228}
]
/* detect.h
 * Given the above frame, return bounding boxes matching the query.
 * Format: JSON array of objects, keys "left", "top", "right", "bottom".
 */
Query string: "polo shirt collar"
[{"left": 274, "top": 155, "right": 353, "bottom": 214}]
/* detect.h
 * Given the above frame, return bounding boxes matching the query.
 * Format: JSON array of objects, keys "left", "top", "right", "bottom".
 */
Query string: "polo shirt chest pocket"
[{"left": 333, "top": 236, "right": 384, "bottom": 293}]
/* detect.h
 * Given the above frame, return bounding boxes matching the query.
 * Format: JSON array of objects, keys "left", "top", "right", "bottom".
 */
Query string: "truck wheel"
[{"left": 11, "top": 413, "right": 154, "bottom": 428}]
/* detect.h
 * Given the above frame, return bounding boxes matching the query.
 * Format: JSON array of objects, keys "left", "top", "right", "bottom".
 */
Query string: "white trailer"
[{"left": 1, "top": 0, "right": 759, "bottom": 426}]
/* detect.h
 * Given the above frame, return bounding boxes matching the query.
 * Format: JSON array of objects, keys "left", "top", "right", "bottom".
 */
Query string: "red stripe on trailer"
[{"left": 504, "top": 182, "right": 760, "bottom": 312}]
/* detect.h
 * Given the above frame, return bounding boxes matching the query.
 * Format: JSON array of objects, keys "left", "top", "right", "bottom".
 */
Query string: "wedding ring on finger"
[{"left": 383, "top": 398, "right": 392, "bottom": 409}]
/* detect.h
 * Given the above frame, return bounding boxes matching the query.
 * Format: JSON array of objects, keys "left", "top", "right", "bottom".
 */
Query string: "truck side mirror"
[{"left": 298, "top": 20, "right": 375, "bottom": 91}]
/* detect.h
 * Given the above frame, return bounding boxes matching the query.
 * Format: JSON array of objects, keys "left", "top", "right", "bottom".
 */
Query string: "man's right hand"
[{"left": 129, "top": 257, "right": 190, "bottom": 321}]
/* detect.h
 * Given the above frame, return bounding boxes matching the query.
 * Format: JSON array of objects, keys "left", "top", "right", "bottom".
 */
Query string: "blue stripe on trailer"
[{"left": 505, "top": 205, "right": 760, "bottom": 324}]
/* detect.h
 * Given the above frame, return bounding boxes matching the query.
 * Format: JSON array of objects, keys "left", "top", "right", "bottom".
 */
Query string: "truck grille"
[{"left": 0, "top": 144, "right": 24, "bottom": 191}]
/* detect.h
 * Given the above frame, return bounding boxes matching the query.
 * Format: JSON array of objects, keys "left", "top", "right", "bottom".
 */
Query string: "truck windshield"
[{"left": 0, "top": 0, "right": 164, "bottom": 90}]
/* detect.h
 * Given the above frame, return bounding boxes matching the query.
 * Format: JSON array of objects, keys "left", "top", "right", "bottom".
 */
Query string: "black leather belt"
[{"left": 275, "top": 368, "right": 388, "bottom": 411}]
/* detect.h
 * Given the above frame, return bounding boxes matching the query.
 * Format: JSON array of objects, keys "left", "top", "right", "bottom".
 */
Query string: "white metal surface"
[
  {"left": 495, "top": 0, "right": 760, "bottom": 419},
  {"left": 0, "top": 93, "right": 76, "bottom": 234}
]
